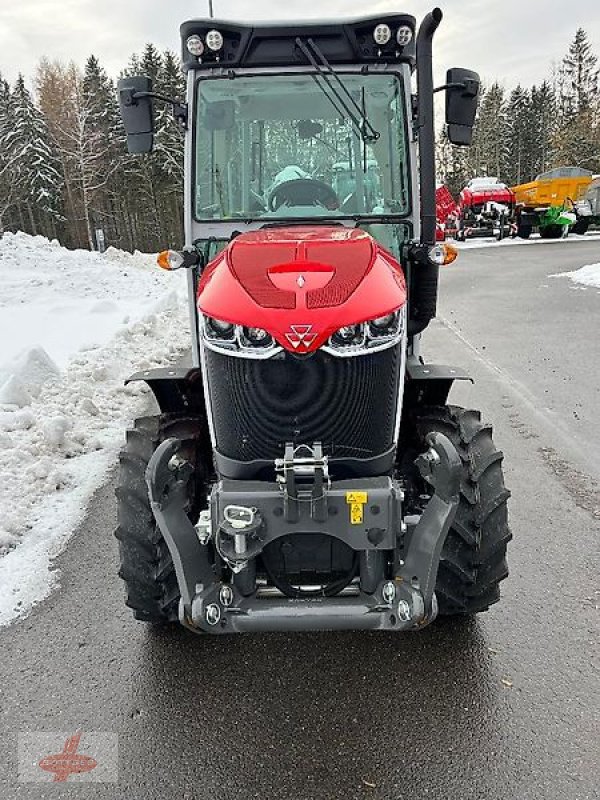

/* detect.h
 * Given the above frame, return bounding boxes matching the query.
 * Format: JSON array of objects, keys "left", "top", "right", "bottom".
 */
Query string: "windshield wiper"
[{"left": 295, "top": 37, "right": 380, "bottom": 145}]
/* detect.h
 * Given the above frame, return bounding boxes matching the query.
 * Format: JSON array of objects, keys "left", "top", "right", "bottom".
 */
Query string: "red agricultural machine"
[{"left": 452, "top": 177, "right": 515, "bottom": 240}]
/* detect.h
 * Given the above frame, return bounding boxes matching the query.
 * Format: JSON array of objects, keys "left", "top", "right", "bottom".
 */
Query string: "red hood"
[{"left": 198, "top": 226, "right": 406, "bottom": 354}]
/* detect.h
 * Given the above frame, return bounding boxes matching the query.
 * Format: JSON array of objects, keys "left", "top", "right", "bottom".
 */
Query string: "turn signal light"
[
  {"left": 428, "top": 243, "right": 458, "bottom": 266},
  {"left": 157, "top": 250, "right": 183, "bottom": 270}
]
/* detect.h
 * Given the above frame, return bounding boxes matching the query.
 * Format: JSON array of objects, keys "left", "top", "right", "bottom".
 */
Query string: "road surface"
[{"left": 1, "top": 239, "right": 598, "bottom": 799}]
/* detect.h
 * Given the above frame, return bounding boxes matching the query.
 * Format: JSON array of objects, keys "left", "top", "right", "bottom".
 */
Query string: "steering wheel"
[{"left": 268, "top": 178, "right": 340, "bottom": 212}]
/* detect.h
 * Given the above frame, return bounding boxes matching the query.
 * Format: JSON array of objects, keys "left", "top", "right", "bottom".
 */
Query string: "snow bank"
[
  {"left": 551, "top": 262, "right": 600, "bottom": 289},
  {"left": 0, "top": 232, "right": 190, "bottom": 625}
]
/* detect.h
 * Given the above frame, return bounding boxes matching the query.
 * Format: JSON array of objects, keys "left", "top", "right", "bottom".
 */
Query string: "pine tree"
[
  {"left": 529, "top": 82, "right": 558, "bottom": 177},
  {"left": 154, "top": 50, "right": 185, "bottom": 182},
  {"left": 117, "top": 44, "right": 183, "bottom": 252},
  {"left": 436, "top": 128, "right": 469, "bottom": 197},
  {"left": 469, "top": 83, "right": 509, "bottom": 179},
  {"left": 505, "top": 86, "right": 532, "bottom": 185},
  {"left": 153, "top": 50, "right": 185, "bottom": 246},
  {"left": 554, "top": 29, "right": 600, "bottom": 171},
  {"left": 36, "top": 59, "right": 87, "bottom": 247},
  {"left": 3, "top": 75, "right": 62, "bottom": 235},
  {"left": 0, "top": 70, "right": 16, "bottom": 233},
  {"left": 559, "top": 29, "right": 599, "bottom": 115},
  {"left": 81, "top": 55, "right": 123, "bottom": 247}
]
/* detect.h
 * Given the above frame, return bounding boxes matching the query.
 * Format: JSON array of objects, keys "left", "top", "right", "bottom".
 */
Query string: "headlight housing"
[
  {"left": 323, "top": 308, "right": 405, "bottom": 356},
  {"left": 202, "top": 316, "right": 278, "bottom": 358},
  {"left": 201, "top": 307, "right": 406, "bottom": 359}
]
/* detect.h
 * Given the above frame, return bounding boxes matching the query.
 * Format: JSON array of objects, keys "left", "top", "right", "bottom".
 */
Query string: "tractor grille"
[{"left": 204, "top": 345, "right": 401, "bottom": 462}]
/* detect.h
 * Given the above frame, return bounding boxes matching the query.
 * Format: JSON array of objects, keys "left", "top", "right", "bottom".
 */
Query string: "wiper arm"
[
  {"left": 295, "top": 38, "right": 363, "bottom": 141},
  {"left": 307, "top": 38, "right": 380, "bottom": 143},
  {"left": 295, "top": 37, "right": 380, "bottom": 144}
]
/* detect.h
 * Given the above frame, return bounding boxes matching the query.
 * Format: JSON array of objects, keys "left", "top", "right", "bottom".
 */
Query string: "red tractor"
[
  {"left": 454, "top": 178, "right": 515, "bottom": 240},
  {"left": 116, "top": 9, "right": 511, "bottom": 634}
]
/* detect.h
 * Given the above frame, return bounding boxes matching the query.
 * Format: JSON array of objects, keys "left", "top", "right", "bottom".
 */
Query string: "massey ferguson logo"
[{"left": 285, "top": 324, "right": 317, "bottom": 349}]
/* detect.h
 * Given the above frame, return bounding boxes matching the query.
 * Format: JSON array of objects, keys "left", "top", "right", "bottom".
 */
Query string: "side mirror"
[
  {"left": 445, "top": 68, "right": 480, "bottom": 146},
  {"left": 118, "top": 76, "right": 154, "bottom": 154}
]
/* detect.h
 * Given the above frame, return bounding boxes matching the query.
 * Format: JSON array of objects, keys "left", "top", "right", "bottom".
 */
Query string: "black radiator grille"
[{"left": 205, "top": 345, "right": 401, "bottom": 462}]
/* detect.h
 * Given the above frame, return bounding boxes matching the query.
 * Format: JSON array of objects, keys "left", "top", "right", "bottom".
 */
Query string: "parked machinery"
[
  {"left": 578, "top": 175, "right": 600, "bottom": 232},
  {"left": 453, "top": 177, "right": 515, "bottom": 240},
  {"left": 512, "top": 167, "right": 593, "bottom": 239}
]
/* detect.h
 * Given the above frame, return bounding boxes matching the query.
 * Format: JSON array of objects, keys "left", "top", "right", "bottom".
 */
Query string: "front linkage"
[{"left": 146, "top": 434, "right": 461, "bottom": 634}]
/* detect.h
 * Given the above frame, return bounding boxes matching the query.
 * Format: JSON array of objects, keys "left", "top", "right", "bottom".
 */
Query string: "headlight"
[
  {"left": 373, "top": 24, "right": 392, "bottom": 46},
  {"left": 241, "top": 326, "right": 274, "bottom": 348},
  {"left": 207, "top": 317, "right": 235, "bottom": 338},
  {"left": 186, "top": 35, "right": 205, "bottom": 56},
  {"left": 206, "top": 30, "right": 224, "bottom": 52},
  {"left": 396, "top": 25, "right": 413, "bottom": 46},
  {"left": 202, "top": 317, "right": 278, "bottom": 358},
  {"left": 369, "top": 314, "right": 395, "bottom": 333},
  {"left": 325, "top": 308, "right": 405, "bottom": 355},
  {"left": 331, "top": 324, "right": 365, "bottom": 348}
]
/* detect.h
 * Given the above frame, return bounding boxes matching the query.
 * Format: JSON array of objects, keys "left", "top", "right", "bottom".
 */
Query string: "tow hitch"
[{"left": 146, "top": 434, "right": 461, "bottom": 634}]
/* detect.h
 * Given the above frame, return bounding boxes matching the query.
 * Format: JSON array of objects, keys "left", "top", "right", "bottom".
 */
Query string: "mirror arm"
[
  {"left": 434, "top": 80, "right": 479, "bottom": 97},
  {"left": 433, "top": 82, "right": 464, "bottom": 93},
  {"left": 434, "top": 81, "right": 478, "bottom": 95},
  {"left": 119, "top": 88, "right": 188, "bottom": 130}
]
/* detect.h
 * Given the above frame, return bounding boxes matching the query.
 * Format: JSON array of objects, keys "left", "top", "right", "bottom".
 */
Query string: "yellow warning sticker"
[
  {"left": 346, "top": 491, "right": 368, "bottom": 524},
  {"left": 350, "top": 503, "right": 364, "bottom": 525},
  {"left": 346, "top": 491, "right": 368, "bottom": 505}
]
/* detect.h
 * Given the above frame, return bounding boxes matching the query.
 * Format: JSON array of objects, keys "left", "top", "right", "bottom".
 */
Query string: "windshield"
[{"left": 194, "top": 73, "right": 409, "bottom": 221}]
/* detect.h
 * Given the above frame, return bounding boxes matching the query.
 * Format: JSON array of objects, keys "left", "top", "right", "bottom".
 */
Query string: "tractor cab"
[
  {"left": 180, "top": 15, "right": 420, "bottom": 272},
  {"left": 118, "top": 11, "right": 480, "bottom": 350}
]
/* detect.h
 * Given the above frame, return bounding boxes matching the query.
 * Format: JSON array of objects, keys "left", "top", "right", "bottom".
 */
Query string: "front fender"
[
  {"left": 405, "top": 362, "right": 473, "bottom": 406},
  {"left": 125, "top": 367, "right": 206, "bottom": 415}
]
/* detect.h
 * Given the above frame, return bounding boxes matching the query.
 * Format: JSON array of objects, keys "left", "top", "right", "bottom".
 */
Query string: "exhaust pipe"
[
  {"left": 417, "top": 7, "right": 443, "bottom": 246},
  {"left": 410, "top": 8, "right": 443, "bottom": 335}
]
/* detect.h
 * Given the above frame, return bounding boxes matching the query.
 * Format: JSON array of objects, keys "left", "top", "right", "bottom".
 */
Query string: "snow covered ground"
[
  {"left": 551, "top": 261, "right": 600, "bottom": 289},
  {"left": 453, "top": 231, "right": 600, "bottom": 250},
  {"left": 0, "top": 232, "right": 190, "bottom": 625}
]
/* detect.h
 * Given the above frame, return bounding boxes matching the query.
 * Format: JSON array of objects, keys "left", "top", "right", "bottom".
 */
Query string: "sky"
[{"left": 0, "top": 0, "right": 599, "bottom": 89}]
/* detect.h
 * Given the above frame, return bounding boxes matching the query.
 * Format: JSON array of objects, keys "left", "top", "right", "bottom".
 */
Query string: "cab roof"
[{"left": 180, "top": 14, "right": 416, "bottom": 72}]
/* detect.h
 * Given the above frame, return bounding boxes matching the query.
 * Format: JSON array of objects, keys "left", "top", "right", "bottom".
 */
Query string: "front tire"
[
  {"left": 115, "top": 414, "right": 209, "bottom": 623},
  {"left": 411, "top": 405, "right": 512, "bottom": 615},
  {"left": 516, "top": 223, "right": 532, "bottom": 239},
  {"left": 571, "top": 218, "right": 590, "bottom": 235},
  {"left": 539, "top": 224, "right": 564, "bottom": 239}
]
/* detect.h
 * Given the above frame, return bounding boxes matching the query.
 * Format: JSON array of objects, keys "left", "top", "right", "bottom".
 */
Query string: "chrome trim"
[
  {"left": 198, "top": 335, "right": 218, "bottom": 447},
  {"left": 393, "top": 327, "right": 408, "bottom": 446},
  {"left": 203, "top": 337, "right": 284, "bottom": 360},
  {"left": 320, "top": 336, "right": 401, "bottom": 358}
]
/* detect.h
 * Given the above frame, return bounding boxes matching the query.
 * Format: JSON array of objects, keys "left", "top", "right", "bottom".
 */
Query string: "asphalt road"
[{"left": 1, "top": 239, "right": 599, "bottom": 800}]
